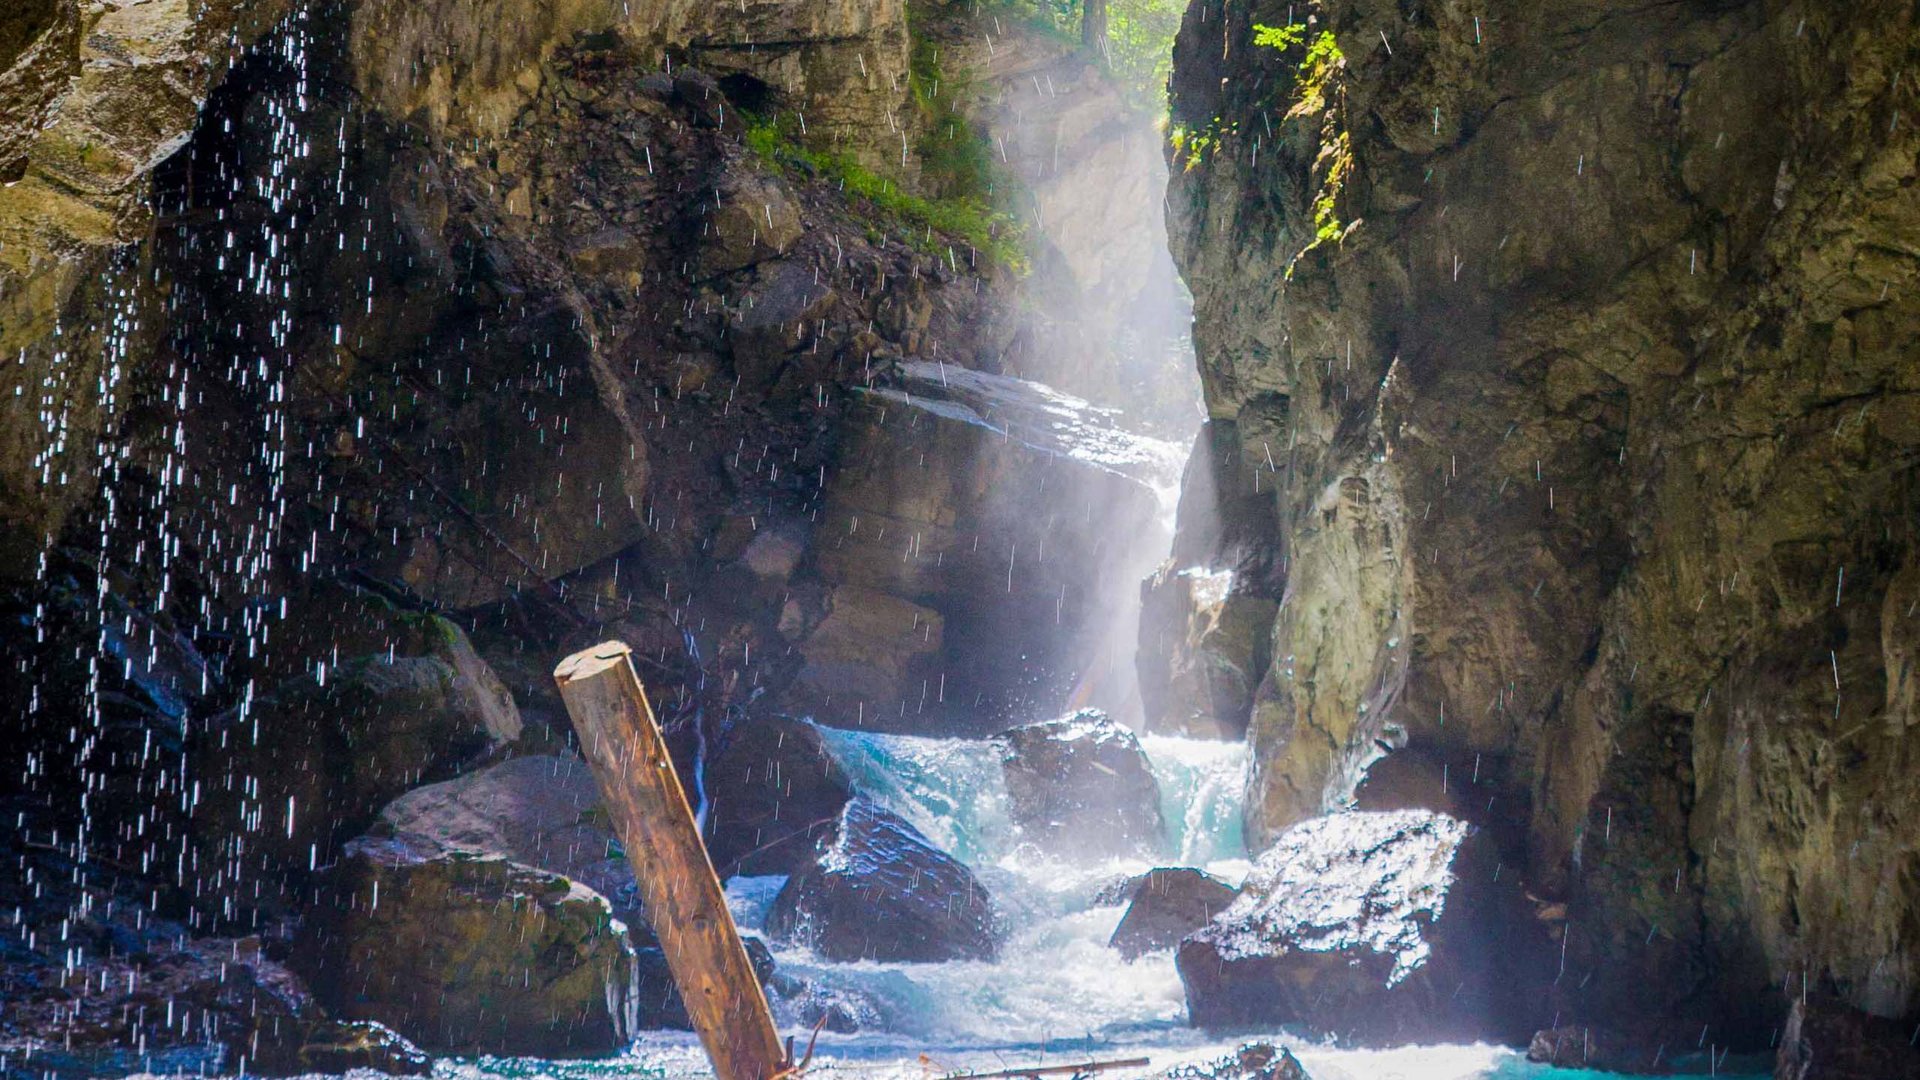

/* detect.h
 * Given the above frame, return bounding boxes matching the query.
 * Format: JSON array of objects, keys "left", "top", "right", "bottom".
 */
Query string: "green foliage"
[
  {"left": 1252, "top": 22, "right": 1344, "bottom": 112},
  {"left": 1102, "top": 0, "right": 1185, "bottom": 113},
  {"left": 744, "top": 112, "right": 1027, "bottom": 272},
  {"left": 909, "top": 34, "right": 999, "bottom": 205},
  {"left": 1251, "top": 22, "right": 1307, "bottom": 51},
  {"left": 975, "top": 0, "right": 1183, "bottom": 114}
]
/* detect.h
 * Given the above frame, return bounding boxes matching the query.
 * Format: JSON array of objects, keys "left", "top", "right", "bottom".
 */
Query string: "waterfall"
[{"left": 731, "top": 721, "right": 1248, "bottom": 1048}]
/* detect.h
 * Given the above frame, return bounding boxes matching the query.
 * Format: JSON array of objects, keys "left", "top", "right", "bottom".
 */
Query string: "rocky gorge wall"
[
  {"left": 1161, "top": 0, "right": 1920, "bottom": 1048},
  {"left": 0, "top": 0, "right": 1186, "bottom": 1067}
]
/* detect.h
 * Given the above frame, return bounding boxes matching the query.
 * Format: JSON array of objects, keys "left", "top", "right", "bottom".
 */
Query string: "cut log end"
[{"left": 554, "top": 640, "right": 635, "bottom": 683}]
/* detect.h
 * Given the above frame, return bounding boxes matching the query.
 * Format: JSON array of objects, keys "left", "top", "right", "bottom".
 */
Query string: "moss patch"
[{"left": 745, "top": 112, "right": 1027, "bottom": 272}]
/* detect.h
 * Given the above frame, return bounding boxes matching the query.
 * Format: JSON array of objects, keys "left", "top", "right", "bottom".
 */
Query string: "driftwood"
[
  {"left": 554, "top": 641, "right": 785, "bottom": 1080},
  {"left": 943, "top": 1057, "right": 1153, "bottom": 1080}
]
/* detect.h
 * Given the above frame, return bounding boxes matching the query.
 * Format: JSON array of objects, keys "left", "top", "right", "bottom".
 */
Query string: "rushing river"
[{"left": 440, "top": 725, "right": 1764, "bottom": 1080}]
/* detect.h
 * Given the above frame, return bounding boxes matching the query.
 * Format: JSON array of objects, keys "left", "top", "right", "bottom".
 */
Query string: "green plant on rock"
[
  {"left": 909, "top": 35, "right": 998, "bottom": 206},
  {"left": 1252, "top": 23, "right": 1351, "bottom": 274},
  {"left": 744, "top": 112, "right": 1027, "bottom": 272}
]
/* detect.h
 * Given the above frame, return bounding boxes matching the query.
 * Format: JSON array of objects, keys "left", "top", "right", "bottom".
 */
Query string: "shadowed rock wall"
[{"left": 1163, "top": 0, "right": 1920, "bottom": 1043}]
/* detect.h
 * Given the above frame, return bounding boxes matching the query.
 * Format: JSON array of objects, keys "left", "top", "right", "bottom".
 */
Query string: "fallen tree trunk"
[{"left": 554, "top": 641, "right": 785, "bottom": 1080}]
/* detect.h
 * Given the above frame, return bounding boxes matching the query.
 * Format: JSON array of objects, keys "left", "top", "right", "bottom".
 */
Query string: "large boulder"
[
  {"left": 1177, "top": 810, "right": 1549, "bottom": 1045},
  {"left": 767, "top": 798, "right": 998, "bottom": 962},
  {"left": 997, "top": 710, "right": 1165, "bottom": 858},
  {"left": 1110, "top": 868, "right": 1238, "bottom": 961},
  {"left": 704, "top": 715, "right": 855, "bottom": 877},
  {"left": 290, "top": 835, "right": 638, "bottom": 1057},
  {"left": 631, "top": 936, "right": 776, "bottom": 1031},
  {"left": 193, "top": 635, "right": 521, "bottom": 915},
  {"left": 376, "top": 753, "right": 639, "bottom": 925},
  {"left": 1776, "top": 992, "right": 1920, "bottom": 1080}
]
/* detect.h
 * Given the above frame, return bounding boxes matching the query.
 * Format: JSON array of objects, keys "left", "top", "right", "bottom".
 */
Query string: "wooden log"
[
  {"left": 944, "top": 1057, "right": 1153, "bottom": 1080},
  {"left": 554, "top": 641, "right": 785, "bottom": 1080}
]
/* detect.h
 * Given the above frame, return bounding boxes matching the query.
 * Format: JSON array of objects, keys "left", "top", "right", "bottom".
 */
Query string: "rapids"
[{"left": 438, "top": 725, "right": 1766, "bottom": 1080}]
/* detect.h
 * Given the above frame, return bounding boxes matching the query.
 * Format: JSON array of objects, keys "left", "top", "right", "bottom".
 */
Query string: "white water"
[{"left": 444, "top": 721, "right": 1764, "bottom": 1080}]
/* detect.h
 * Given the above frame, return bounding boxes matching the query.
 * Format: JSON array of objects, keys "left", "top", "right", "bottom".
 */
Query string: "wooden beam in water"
[
  {"left": 943, "top": 1057, "right": 1154, "bottom": 1080},
  {"left": 554, "top": 641, "right": 785, "bottom": 1080}
]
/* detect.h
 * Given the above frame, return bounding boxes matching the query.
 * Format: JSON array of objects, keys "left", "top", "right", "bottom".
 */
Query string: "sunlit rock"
[
  {"left": 767, "top": 797, "right": 998, "bottom": 962},
  {"left": 997, "top": 710, "right": 1165, "bottom": 857},
  {"left": 1109, "top": 867, "right": 1237, "bottom": 960},
  {"left": 376, "top": 753, "right": 639, "bottom": 924},
  {"left": 801, "top": 362, "right": 1173, "bottom": 732},
  {"left": 1138, "top": 565, "right": 1277, "bottom": 738},
  {"left": 1177, "top": 810, "right": 1548, "bottom": 1045},
  {"left": 705, "top": 715, "right": 855, "bottom": 877},
  {"left": 292, "top": 834, "right": 638, "bottom": 1057}
]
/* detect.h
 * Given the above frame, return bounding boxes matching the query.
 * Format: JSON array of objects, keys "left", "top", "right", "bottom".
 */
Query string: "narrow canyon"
[{"left": 0, "top": 2, "right": 1915, "bottom": 1079}]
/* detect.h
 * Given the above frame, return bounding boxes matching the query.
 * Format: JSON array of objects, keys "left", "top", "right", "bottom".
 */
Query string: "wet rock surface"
[
  {"left": 1164, "top": 0, "right": 1920, "bottom": 1048},
  {"left": 291, "top": 835, "right": 637, "bottom": 1057},
  {"left": 767, "top": 797, "right": 998, "bottom": 963},
  {"left": 704, "top": 716, "right": 855, "bottom": 877},
  {"left": 997, "top": 711, "right": 1166, "bottom": 858},
  {"left": 1155, "top": 1043, "right": 1312, "bottom": 1080},
  {"left": 1109, "top": 868, "right": 1237, "bottom": 960},
  {"left": 1177, "top": 810, "right": 1548, "bottom": 1044},
  {"left": 802, "top": 365, "right": 1173, "bottom": 733},
  {"left": 1775, "top": 992, "right": 1920, "bottom": 1080},
  {"left": 375, "top": 753, "right": 640, "bottom": 924}
]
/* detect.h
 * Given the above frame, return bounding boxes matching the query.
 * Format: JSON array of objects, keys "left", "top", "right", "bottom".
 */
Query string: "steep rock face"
[
  {"left": 803, "top": 361, "right": 1172, "bottom": 731},
  {"left": 348, "top": 0, "right": 910, "bottom": 164},
  {"left": 0, "top": 0, "right": 292, "bottom": 565},
  {"left": 1165, "top": 0, "right": 1920, "bottom": 1044},
  {"left": 921, "top": 5, "right": 1196, "bottom": 430}
]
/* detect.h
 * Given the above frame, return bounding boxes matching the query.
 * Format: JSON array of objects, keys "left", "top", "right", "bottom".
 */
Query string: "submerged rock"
[
  {"left": 997, "top": 710, "right": 1165, "bottom": 857},
  {"left": 767, "top": 797, "right": 998, "bottom": 962},
  {"left": 291, "top": 835, "right": 637, "bottom": 1057},
  {"left": 252, "top": 1019, "right": 432, "bottom": 1077},
  {"left": 1110, "top": 868, "right": 1238, "bottom": 960},
  {"left": 1155, "top": 1042, "right": 1313, "bottom": 1080},
  {"left": 1177, "top": 810, "right": 1547, "bottom": 1045},
  {"left": 704, "top": 715, "right": 855, "bottom": 877}
]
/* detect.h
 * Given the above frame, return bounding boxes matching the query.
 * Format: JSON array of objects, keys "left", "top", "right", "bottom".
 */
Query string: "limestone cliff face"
[{"left": 1165, "top": 0, "right": 1920, "bottom": 1039}]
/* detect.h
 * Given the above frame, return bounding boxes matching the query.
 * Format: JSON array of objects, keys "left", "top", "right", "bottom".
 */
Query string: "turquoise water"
[
  {"left": 616, "top": 723, "right": 1764, "bottom": 1080},
  {"left": 444, "top": 1037, "right": 1767, "bottom": 1080}
]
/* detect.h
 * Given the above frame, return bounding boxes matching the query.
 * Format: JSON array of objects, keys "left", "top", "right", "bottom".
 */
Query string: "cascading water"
[
  {"left": 748, "top": 726, "right": 1250, "bottom": 1048},
  {"left": 446, "top": 717, "right": 1759, "bottom": 1080}
]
